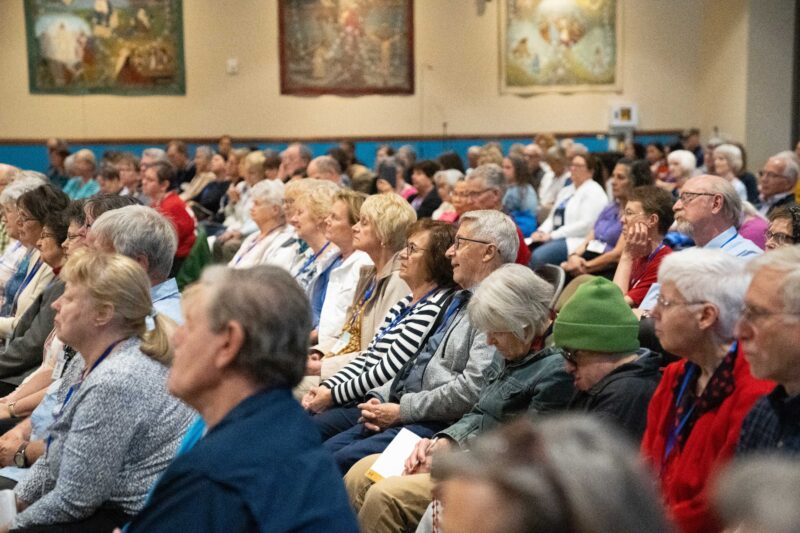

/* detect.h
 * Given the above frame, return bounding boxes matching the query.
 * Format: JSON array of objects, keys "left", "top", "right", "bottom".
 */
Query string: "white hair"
[
  {"left": 250, "top": 178, "right": 285, "bottom": 207},
  {"left": 746, "top": 246, "right": 800, "bottom": 315},
  {"left": 459, "top": 209, "right": 519, "bottom": 264},
  {"left": 667, "top": 150, "right": 697, "bottom": 179},
  {"left": 434, "top": 169, "right": 464, "bottom": 189},
  {"left": 770, "top": 152, "right": 799, "bottom": 186},
  {"left": 467, "top": 163, "right": 506, "bottom": 195},
  {"left": 658, "top": 248, "right": 750, "bottom": 343},
  {"left": 714, "top": 144, "right": 743, "bottom": 174},
  {"left": 0, "top": 176, "right": 46, "bottom": 206},
  {"left": 142, "top": 147, "right": 169, "bottom": 164},
  {"left": 469, "top": 264, "right": 553, "bottom": 341}
]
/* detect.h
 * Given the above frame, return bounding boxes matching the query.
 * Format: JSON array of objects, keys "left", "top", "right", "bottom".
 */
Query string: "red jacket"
[
  {"left": 514, "top": 225, "right": 531, "bottom": 266},
  {"left": 156, "top": 192, "right": 196, "bottom": 258},
  {"left": 641, "top": 347, "right": 772, "bottom": 533}
]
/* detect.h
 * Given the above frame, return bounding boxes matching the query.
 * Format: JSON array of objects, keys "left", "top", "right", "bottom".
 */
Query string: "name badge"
[
  {"left": 331, "top": 332, "right": 351, "bottom": 355},
  {"left": 51, "top": 351, "right": 67, "bottom": 380},
  {"left": 553, "top": 213, "right": 563, "bottom": 227},
  {"left": 586, "top": 239, "right": 607, "bottom": 254}
]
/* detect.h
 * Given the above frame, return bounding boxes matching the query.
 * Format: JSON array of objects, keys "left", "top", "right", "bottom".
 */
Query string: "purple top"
[
  {"left": 593, "top": 202, "right": 623, "bottom": 253},
  {"left": 739, "top": 216, "right": 768, "bottom": 250}
]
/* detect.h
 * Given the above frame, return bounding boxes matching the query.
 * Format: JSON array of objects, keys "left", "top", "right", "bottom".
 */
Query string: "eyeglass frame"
[
  {"left": 453, "top": 235, "right": 492, "bottom": 250},
  {"left": 405, "top": 242, "right": 428, "bottom": 256},
  {"left": 764, "top": 229, "right": 797, "bottom": 245},
  {"left": 739, "top": 302, "right": 800, "bottom": 324},
  {"left": 757, "top": 170, "right": 790, "bottom": 181},
  {"left": 676, "top": 191, "right": 718, "bottom": 205},
  {"left": 451, "top": 188, "right": 494, "bottom": 200},
  {"left": 653, "top": 294, "right": 706, "bottom": 311}
]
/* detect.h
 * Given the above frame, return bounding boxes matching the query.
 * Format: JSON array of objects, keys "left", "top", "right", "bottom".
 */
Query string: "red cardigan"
[
  {"left": 641, "top": 347, "right": 773, "bottom": 533},
  {"left": 156, "top": 192, "right": 196, "bottom": 258}
]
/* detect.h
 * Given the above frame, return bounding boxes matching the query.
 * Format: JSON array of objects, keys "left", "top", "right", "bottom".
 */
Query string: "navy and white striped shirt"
[{"left": 321, "top": 287, "right": 454, "bottom": 405}]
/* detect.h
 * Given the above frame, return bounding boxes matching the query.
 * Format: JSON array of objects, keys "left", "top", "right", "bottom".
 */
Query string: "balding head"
[{"left": 674, "top": 175, "right": 742, "bottom": 245}]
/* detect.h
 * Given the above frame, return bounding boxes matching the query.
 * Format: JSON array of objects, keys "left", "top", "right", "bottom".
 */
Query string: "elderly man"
[
  {"left": 463, "top": 164, "right": 531, "bottom": 265},
  {"left": 277, "top": 142, "right": 312, "bottom": 181},
  {"left": 736, "top": 246, "right": 800, "bottom": 454},
  {"left": 523, "top": 143, "right": 552, "bottom": 191},
  {"left": 140, "top": 147, "right": 169, "bottom": 172},
  {"left": 757, "top": 152, "right": 798, "bottom": 217},
  {"left": 125, "top": 266, "right": 358, "bottom": 532},
  {"left": 307, "top": 155, "right": 343, "bottom": 185},
  {"left": 166, "top": 140, "right": 196, "bottom": 191},
  {"left": 323, "top": 210, "right": 516, "bottom": 473}
]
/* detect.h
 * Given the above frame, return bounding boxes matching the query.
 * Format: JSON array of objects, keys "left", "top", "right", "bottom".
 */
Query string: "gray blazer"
[{"left": 370, "top": 305, "right": 496, "bottom": 424}]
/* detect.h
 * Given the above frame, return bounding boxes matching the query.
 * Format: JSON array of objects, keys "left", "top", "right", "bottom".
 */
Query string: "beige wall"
[{"left": 0, "top": 0, "right": 791, "bottom": 152}]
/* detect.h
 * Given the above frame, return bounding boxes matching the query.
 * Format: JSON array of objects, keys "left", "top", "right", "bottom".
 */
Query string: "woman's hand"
[
  {"left": 0, "top": 432, "right": 24, "bottom": 467},
  {"left": 624, "top": 222, "right": 652, "bottom": 259},
  {"left": 357, "top": 399, "right": 401, "bottom": 432},
  {"left": 302, "top": 386, "right": 333, "bottom": 413},
  {"left": 0, "top": 404, "right": 9, "bottom": 421},
  {"left": 227, "top": 185, "right": 240, "bottom": 204},
  {"left": 530, "top": 231, "right": 550, "bottom": 243},
  {"left": 305, "top": 354, "right": 322, "bottom": 376},
  {"left": 562, "top": 254, "right": 586, "bottom": 275}
]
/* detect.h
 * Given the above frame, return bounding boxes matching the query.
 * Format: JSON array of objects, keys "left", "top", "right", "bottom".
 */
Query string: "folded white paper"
[{"left": 365, "top": 428, "right": 422, "bottom": 482}]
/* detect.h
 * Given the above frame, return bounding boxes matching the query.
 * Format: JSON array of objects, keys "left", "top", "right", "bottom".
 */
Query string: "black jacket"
[
  {"left": 568, "top": 348, "right": 662, "bottom": 442},
  {"left": 409, "top": 188, "right": 442, "bottom": 219}
]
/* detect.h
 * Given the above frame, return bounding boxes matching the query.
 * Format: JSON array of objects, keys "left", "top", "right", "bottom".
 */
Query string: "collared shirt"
[
  {"left": 703, "top": 226, "right": 762, "bottom": 258},
  {"left": 757, "top": 191, "right": 794, "bottom": 216},
  {"left": 738, "top": 385, "right": 800, "bottom": 455},
  {"left": 151, "top": 278, "right": 183, "bottom": 324}
]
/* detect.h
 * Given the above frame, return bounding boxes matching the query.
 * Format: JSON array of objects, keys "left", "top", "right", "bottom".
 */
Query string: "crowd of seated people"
[{"left": 0, "top": 130, "right": 793, "bottom": 532}]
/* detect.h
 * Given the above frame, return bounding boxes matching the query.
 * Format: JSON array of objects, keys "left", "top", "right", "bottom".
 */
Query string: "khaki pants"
[{"left": 344, "top": 454, "right": 433, "bottom": 533}]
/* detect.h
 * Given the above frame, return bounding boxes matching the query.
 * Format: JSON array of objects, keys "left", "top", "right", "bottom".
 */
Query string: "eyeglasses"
[
  {"left": 739, "top": 303, "right": 800, "bottom": 324},
  {"left": 39, "top": 231, "right": 57, "bottom": 241},
  {"left": 561, "top": 348, "right": 580, "bottom": 365},
  {"left": 453, "top": 235, "right": 491, "bottom": 250},
  {"left": 65, "top": 232, "right": 83, "bottom": 242},
  {"left": 758, "top": 170, "right": 789, "bottom": 180},
  {"left": 451, "top": 189, "right": 493, "bottom": 200},
  {"left": 405, "top": 242, "right": 428, "bottom": 255},
  {"left": 677, "top": 191, "right": 717, "bottom": 204},
  {"left": 765, "top": 230, "right": 796, "bottom": 245},
  {"left": 654, "top": 294, "right": 705, "bottom": 310},
  {"left": 18, "top": 213, "right": 38, "bottom": 224},
  {"left": 622, "top": 209, "right": 647, "bottom": 218}
]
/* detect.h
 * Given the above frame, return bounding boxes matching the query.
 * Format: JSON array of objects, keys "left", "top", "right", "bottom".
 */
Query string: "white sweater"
[{"left": 538, "top": 179, "right": 609, "bottom": 253}]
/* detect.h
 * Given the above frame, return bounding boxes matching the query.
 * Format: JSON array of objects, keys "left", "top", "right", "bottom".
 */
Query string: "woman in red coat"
[{"left": 641, "top": 249, "right": 772, "bottom": 533}]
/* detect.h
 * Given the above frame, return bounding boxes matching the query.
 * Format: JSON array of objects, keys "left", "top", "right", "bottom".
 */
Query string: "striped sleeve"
[{"left": 328, "top": 288, "right": 453, "bottom": 405}]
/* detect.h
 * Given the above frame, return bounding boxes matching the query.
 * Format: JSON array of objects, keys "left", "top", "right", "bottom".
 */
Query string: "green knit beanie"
[{"left": 553, "top": 277, "right": 640, "bottom": 353}]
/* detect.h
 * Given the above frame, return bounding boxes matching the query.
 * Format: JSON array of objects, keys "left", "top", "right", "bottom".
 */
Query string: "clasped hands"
[
  {"left": 402, "top": 437, "right": 452, "bottom": 476},
  {"left": 357, "top": 398, "right": 401, "bottom": 433}
]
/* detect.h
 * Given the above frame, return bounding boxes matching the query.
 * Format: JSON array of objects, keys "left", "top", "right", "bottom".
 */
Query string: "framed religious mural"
[
  {"left": 499, "top": 0, "right": 621, "bottom": 94},
  {"left": 24, "top": 0, "right": 186, "bottom": 95},
  {"left": 278, "top": 0, "right": 414, "bottom": 96}
]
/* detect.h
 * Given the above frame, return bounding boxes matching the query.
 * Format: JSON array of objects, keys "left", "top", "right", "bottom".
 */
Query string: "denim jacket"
[{"left": 437, "top": 347, "right": 574, "bottom": 448}]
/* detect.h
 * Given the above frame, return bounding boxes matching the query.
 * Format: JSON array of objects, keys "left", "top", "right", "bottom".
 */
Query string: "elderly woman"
[
  {"left": 530, "top": 153, "right": 608, "bottom": 268},
  {"left": 124, "top": 266, "right": 358, "bottom": 532},
  {"left": 642, "top": 249, "right": 773, "bottom": 533},
  {"left": 562, "top": 158, "right": 651, "bottom": 278},
  {"left": 765, "top": 204, "right": 800, "bottom": 250},
  {"left": 214, "top": 151, "right": 267, "bottom": 259},
  {"left": 314, "top": 190, "right": 373, "bottom": 348},
  {"left": 6, "top": 253, "right": 194, "bottom": 532},
  {"left": 431, "top": 170, "right": 462, "bottom": 222},
  {"left": 62, "top": 149, "right": 100, "bottom": 200},
  {"left": 713, "top": 144, "right": 748, "bottom": 201},
  {"left": 228, "top": 180, "right": 296, "bottom": 270},
  {"left": 659, "top": 149, "right": 697, "bottom": 195},
  {"left": 0, "top": 186, "right": 69, "bottom": 339},
  {"left": 502, "top": 154, "right": 539, "bottom": 236},
  {"left": 431, "top": 416, "right": 671, "bottom": 533},
  {"left": 304, "top": 220, "right": 456, "bottom": 439},
  {"left": 613, "top": 186, "right": 675, "bottom": 306},
  {"left": 342, "top": 264, "right": 573, "bottom": 532}
]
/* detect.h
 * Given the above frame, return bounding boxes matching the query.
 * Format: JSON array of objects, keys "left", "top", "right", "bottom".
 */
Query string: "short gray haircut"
[
  {"left": 667, "top": 149, "right": 697, "bottom": 178},
  {"left": 74, "top": 148, "right": 97, "bottom": 169},
  {"left": 770, "top": 152, "right": 799, "bottom": 186},
  {"left": 198, "top": 265, "right": 311, "bottom": 388},
  {"left": 289, "top": 142, "right": 312, "bottom": 163},
  {"left": 250, "top": 178, "right": 285, "bottom": 207},
  {"left": 0, "top": 176, "right": 47, "bottom": 206},
  {"left": 469, "top": 264, "right": 553, "bottom": 342},
  {"left": 433, "top": 169, "right": 463, "bottom": 189},
  {"left": 467, "top": 163, "right": 506, "bottom": 195},
  {"left": 658, "top": 248, "right": 749, "bottom": 343},
  {"left": 194, "top": 145, "right": 213, "bottom": 160},
  {"left": 141, "top": 147, "right": 169, "bottom": 164},
  {"left": 714, "top": 144, "right": 743, "bottom": 174},
  {"left": 90, "top": 205, "right": 178, "bottom": 281},
  {"left": 310, "top": 155, "right": 341, "bottom": 175},
  {"left": 746, "top": 245, "right": 800, "bottom": 315},
  {"left": 704, "top": 175, "right": 743, "bottom": 229},
  {"left": 714, "top": 456, "right": 800, "bottom": 533},
  {"left": 459, "top": 210, "right": 519, "bottom": 264},
  {"left": 433, "top": 415, "right": 671, "bottom": 533}
]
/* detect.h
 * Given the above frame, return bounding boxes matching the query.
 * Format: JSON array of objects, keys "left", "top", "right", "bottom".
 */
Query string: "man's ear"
[
  {"left": 134, "top": 254, "right": 150, "bottom": 274},
  {"left": 213, "top": 321, "right": 246, "bottom": 371},
  {"left": 482, "top": 243, "right": 498, "bottom": 263}
]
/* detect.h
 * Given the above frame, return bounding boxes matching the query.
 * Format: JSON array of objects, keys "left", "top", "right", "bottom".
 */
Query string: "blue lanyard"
[
  {"left": 11, "top": 258, "right": 43, "bottom": 313},
  {"left": 718, "top": 232, "right": 738, "bottom": 250},
  {"left": 295, "top": 241, "right": 331, "bottom": 277},
  {"left": 233, "top": 225, "right": 283, "bottom": 266},
  {"left": 369, "top": 288, "right": 439, "bottom": 347},
  {"left": 344, "top": 278, "right": 377, "bottom": 330},
  {"left": 47, "top": 338, "right": 124, "bottom": 453},
  {"left": 433, "top": 292, "right": 469, "bottom": 336},
  {"left": 630, "top": 243, "right": 666, "bottom": 288}
]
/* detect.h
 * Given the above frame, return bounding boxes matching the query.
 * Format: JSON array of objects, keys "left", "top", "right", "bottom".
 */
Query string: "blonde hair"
[
  {"left": 244, "top": 150, "right": 266, "bottom": 174},
  {"left": 359, "top": 193, "right": 417, "bottom": 251},
  {"left": 61, "top": 251, "right": 173, "bottom": 364},
  {"left": 334, "top": 189, "right": 368, "bottom": 225},
  {"left": 294, "top": 179, "right": 340, "bottom": 223}
]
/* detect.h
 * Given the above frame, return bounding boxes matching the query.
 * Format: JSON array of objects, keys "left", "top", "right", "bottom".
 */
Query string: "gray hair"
[
  {"left": 714, "top": 456, "right": 800, "bottom": 533},
  {"left": 658, "top": 248, "right": 750, "bottom": 343},
  {"left": 194, "top": 145, "right": 213, "bottom": 160},
  {"left": 705, "top": 175, "right": 743, "bottom": 229},
  {"left": 667, "top": 150, "right": 697, "bottom": 178},
  {"left": 310, "top": 155, "right": 341, "bottom": 176},
  {"left": 250, "top": 179, "right": 285, "bottom": 207},
  {"left": 433, "top": 415, "right": 671, "bottom": 533},
  {"left": 90, "top": 205, "right": 178, "bottom": 282},
  {"left": 459, "top": 210, "right": 519, "bottom": 264},
  {"left": 287, "top": 142, "right": 312, "bottom": 164},
  {"left": 141, "top": 147, "right": 169, "bottom": 164},
  {"left": 469, "top": 264, "right": 553, "bottom": 342},
  {"left": 0, "top": 176, "right": 47, "bottom": 206},
  {"left": 433, "top": 169, "right": 463, "bottom": 189},
  {"left": 714, "top": 144, "right": 743, "bottom": 174},
  {"left": 74, "top": 148, "right": 97, "bottom": 169},
  {"left": 769, "top": 152, "right": 800, "bottom": 186},
  {"left": 467, "top": 163, "right": 507, "bottom": 195},
  {"left": 746, "top": 245, "right": 800, "bottom": 315},
  {"left": 198, "top": 265, "right": 311, "bottom": 388}
]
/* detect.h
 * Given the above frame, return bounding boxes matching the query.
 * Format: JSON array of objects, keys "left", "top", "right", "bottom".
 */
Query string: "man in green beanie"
[{"left": 554, "top": 276, "right": 662, "bottom": 442}]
